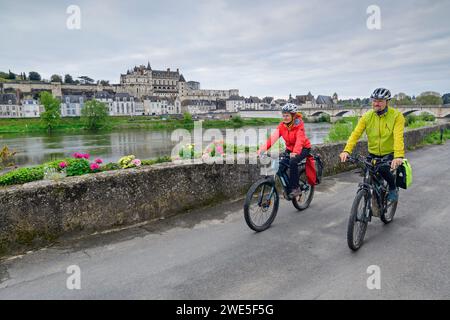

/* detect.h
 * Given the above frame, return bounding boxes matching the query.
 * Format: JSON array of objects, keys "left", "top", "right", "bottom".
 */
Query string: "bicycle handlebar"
[{"left": 347, "top": 154, "right": 393, "bottom": 170}]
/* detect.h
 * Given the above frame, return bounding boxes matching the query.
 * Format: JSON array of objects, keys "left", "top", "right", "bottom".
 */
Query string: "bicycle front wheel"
[
  {"left": 347, "top": 189, "right": 369, "bottom": 251},
  {"left": 381, "top": 193, "right": 398, "bottom": 224},
  {"left": 244, "top": 178, "right": 279, "bottom": 232}
]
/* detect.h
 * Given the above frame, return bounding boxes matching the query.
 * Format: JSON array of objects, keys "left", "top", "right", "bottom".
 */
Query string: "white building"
[
  {"left": 143, "top": 96, "right": 181, "bottom": 115},
  {"left": 226, "top": 96, "right": 245, "bottom": 112},
  {"left": 135, "top": 99, "right": 144, "bottom": 115},
  {"left": 181, "top": 99, "right": 216, "bottom": 114},
  {"left": 186, "top": 89, "right": 239, "bottom": 101},
  {"left": 243, "top": 97, "right": 262, "bottom": 110},
  {"left": 21, "top": 99, "right": 41, "bottom": 118},
  {"left": 111, "top": 93, "right": 135, "bottom": 116},
  {"left": 94, "top": 91, "right": 114, "bottom": 114},
  {"left": 61, "top": 95, "right": 85, "bottom": 117}
]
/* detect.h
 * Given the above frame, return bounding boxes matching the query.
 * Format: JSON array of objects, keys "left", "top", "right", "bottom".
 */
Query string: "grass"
[
  {"left": 325, "top": 116, "right": 359, "bottom": 143},
  {"left": 422, "top": 128, "right": 450, "bottom": 145}
]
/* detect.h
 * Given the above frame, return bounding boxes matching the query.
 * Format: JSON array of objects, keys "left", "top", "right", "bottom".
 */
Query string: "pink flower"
[
  {"left": 90, "top": 163, "right": 100, "bottom": 171},
  {"left": 131, "top": 159, "right": 141, "bottom": 167},
  {"left": 95, "top": 158, "right": 103, "bottom": 164},
  {"left": 73, "top": 152, "right": 83, "bottom": 159},
  {"left": 83, "top": 153, "right": 90, "bottom": 159},
  {"left": 59, "top": 161, "right": 67, "bottom": 168},
  {"left": 216, "top": 146, "right": 224, "bottom": 154}
]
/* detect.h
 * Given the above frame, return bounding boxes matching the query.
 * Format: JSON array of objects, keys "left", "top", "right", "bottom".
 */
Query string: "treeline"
[{"left": 0, "top": 70, "right": 110, "bottom": 85}]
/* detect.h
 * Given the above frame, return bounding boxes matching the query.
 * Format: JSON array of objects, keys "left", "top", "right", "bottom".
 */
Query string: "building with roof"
[
  {"left": 181, "top": 99, "right": 216, "bottom": 114},
  {"left": 143, "top": 96, "right": 181, "bottom": 115},
  {"left": 60, "top": 95, "right": 85, "bottom": 117},
  {"left": 119, "top": 62, "right": 183, "bottom": 99},
  {"left": 0, "top": 93, "right": 22, "bottom": 118},
  {"left": 316, "top": 95, "right": 336, "bottom": 108},
  {"left": 226, "top": 95, "right": 245, "bottom": 112}
]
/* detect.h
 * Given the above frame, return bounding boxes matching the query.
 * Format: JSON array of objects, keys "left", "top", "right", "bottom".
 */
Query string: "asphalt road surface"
[{"left": 1, "top": 143, "right": 449, "bottom": 299}]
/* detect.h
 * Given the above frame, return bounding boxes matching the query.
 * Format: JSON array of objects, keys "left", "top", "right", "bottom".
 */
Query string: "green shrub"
[
  {"left": 419, "top": 112, "right": 435, "bottom": 122},
  {"left": 407, "top": 120, "right": 429, "bottom": 129},
  {"left": 318, "top": 114, "right": 331, "bottom": 123},
  {"left": 325, "top": 117, "right": 359, "bottom": 142},
  {"left": 101, "top": 162, "right": 122, "bottom": 171},
  {"left": 423, "top": 129, "right": 450, "bottom": 145},
  {"left": 64, "top": 158, "right": 91, "bottom": 176},
  {"left": 230, "top": 115, "right": 244, "bottom": 127},
  {"left": 0, "top": 166, "right": 45, "bottom": 186},
  {"left": 141, "top": 156, "right": 172, "bottom": 166}
]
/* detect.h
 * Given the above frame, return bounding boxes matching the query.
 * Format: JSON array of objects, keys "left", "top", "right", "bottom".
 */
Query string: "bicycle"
[
  {"left": 346, "top": 154, "right": 399, "bottom": 251},
  {"left": 243, "top": 151, "right": 322, "bottom": 232}
]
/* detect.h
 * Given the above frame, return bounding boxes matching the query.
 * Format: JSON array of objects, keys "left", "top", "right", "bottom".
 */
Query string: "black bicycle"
[
  {"left": 243, "top": 151, "right": 323, "bottom": 232},
  {"left": 346, "top": 154, "right": 399, "bottom": 251}
]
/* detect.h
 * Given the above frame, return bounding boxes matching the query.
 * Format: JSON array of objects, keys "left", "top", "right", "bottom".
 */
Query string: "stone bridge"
[
  {"left": 300, "top": 105, "right": 450, "bottom": 118},
  {"left": 239, "top": 105, "right": 450, "bottom": 119}
]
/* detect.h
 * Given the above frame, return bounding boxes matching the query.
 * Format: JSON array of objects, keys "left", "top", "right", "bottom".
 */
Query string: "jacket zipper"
[{"left": 378, "top": 116, "right": 381, "bottom": 155}]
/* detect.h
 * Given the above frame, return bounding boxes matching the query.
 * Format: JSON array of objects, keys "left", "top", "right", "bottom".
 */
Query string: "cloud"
[{"left": 0, "top": 0, "right": 449, "bottom": 98}]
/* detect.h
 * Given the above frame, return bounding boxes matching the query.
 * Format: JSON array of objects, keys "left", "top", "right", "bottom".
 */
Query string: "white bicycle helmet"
[
  {"left": 371, "top": 88, "right": 392, "bottom": 100},
  {"left": 281, "top": 103, "right": 298, "bottom": 113}
]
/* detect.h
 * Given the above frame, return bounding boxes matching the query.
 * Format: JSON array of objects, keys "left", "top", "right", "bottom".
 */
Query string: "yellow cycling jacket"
[{"left": 343, "top": 107, "right": 405, "bottom": 158}]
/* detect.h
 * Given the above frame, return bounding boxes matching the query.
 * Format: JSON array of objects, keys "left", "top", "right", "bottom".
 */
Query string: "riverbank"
[{"left": 0, "top": 116, "right": 282, "bottom": 134}]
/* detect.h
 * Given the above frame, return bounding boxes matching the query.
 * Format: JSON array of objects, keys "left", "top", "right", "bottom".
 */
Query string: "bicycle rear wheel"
[
  {"left": 347, "top": 189, "right": 369, "bottom": 251},
  {"left": 292, "top": 170, "right": 315, "bottom": 211},
  {"left": 244, "top": 178, "right": 279, "bottom": 232}
]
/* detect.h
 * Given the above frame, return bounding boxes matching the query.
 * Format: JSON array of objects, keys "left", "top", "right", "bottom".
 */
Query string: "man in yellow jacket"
[{"left": 340, "top": 88, "right": 405, "bottom": 202}]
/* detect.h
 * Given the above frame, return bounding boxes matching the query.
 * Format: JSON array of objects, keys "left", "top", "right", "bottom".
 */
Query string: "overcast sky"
[{"left": 1, "top": 0, "right": 449, "bottom": 98}]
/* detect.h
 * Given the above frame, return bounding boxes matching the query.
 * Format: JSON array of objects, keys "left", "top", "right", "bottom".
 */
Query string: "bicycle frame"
[
  {"left": 261, "top": 152, "right": 307, "bottom": 201},
  {"left": 350, "top": 155, "right": 393, "bottom": 221}
]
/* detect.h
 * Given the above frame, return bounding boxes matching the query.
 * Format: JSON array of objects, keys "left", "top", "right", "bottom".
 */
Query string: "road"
[{"left": 1, "top": 143, "right": 449, "bottom": 299}]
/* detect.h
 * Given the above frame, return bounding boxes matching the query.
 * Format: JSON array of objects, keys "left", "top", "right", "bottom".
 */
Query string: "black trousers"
[
  {"left": 367, "top": 153, "right": 396, "bottom": 191},
  {"left": 280, "top": 148, "right": 311, "bottom": 191}
]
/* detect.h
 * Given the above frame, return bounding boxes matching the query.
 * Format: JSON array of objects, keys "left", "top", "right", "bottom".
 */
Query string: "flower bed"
[
  {"left": 0, "top": 152, "right": 171, "bottom": 187},
  {"left": 0, "top": 140, "right": 262, "bottom": 187}
]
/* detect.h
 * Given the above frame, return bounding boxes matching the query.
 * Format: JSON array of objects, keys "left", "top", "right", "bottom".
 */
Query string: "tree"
[
  {"left": 416, "top": 95, "right": 443, "bottom": 105},
  {"left": 50, "top": 74, "right": 62, "bottom": 83},
  {"left": 442, "top": 93, "right": 450, "bottom": 105},
  {"left": 99, "top": 80, "right": 110, "bottom": 86},
  {"left": 392, "top": 96, "right": 413, "bottom": 106},
  {"left": 64, "top": 74, "right": 75, "bottom": 84},
  {"left": 7, "top": 70, "right": 16, "bottom": 80},
  {"left": 39, "top": 91, "right": 61, "bottom": 132},
  {"left": 29, "top": 71, "right": 41, "bottom": 81},
  {"left": 81, "top": 100, "right": 110, "bottom": 130},
  {"left": 183, "top": 112, "right": 193, "bottom": 123},
  {"left": 78, "top": 76, "right": 94, "bottom": 84}
]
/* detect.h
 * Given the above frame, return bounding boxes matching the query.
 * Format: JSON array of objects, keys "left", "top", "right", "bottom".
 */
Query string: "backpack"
[{"left": 396, "top": 159, "right": 413, "bottom": 189}]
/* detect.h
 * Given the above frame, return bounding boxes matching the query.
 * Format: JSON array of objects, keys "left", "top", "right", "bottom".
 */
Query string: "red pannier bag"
[{"left": 305, "top": 155, "right": 317, "bottom": 186}]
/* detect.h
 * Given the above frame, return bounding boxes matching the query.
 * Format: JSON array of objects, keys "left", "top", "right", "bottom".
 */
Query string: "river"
[{"left": 0, "top": 122, "right": 331, "bottom": 167}]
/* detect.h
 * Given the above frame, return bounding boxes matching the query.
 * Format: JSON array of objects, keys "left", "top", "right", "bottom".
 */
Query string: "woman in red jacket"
[{"left": 257, "top": 103, "right": 312, "bottom": 198}]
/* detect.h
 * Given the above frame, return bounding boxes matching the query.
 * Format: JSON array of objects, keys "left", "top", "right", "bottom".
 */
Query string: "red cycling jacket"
[{"left": 258, "top": 113, "right": 311, "bottom": 154}]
